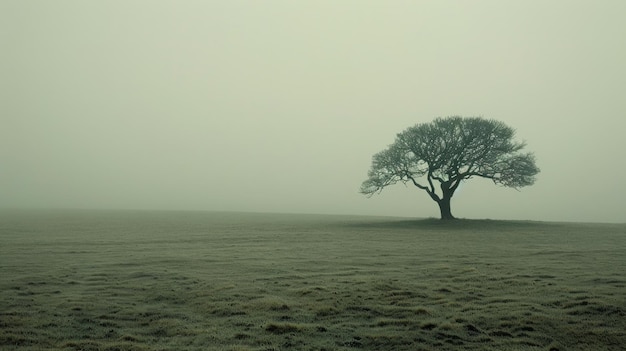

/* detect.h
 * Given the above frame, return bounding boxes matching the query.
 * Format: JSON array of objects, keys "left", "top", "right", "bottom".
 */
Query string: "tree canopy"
[{"left": 360, "top": 116, "right": 540, "bottom": 219}]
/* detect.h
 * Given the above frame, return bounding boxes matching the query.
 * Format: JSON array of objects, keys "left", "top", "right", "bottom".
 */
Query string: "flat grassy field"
[{"left": 1, "top": 210, "right": 625, "bottom": 350}]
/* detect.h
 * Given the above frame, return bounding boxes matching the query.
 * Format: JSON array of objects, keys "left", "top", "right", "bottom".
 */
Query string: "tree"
[{"left": 360, "top": 116, "right": 540, "bottom": 220}]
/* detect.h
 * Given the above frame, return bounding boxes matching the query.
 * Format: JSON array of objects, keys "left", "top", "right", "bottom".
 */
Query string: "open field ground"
[{"left": 1, "top": 210, "right": 625, "bottom": 350}]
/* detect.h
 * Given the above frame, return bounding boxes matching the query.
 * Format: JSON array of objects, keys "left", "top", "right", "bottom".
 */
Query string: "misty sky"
[{"left": 2, "top": 1, "right": 625, "bottom": 223}]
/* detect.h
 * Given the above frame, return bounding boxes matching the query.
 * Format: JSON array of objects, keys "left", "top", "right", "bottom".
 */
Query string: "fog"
[{"left": 2, "top": 1, "right": 625, "bottom": 223}]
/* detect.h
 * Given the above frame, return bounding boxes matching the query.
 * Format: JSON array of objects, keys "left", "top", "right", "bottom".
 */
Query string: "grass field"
[{"left": 1, "top": 209, "right": 625, "bottom": 350}]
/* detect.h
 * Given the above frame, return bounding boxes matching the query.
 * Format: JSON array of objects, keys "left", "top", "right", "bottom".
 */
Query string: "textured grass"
[{"left": 1, "top": 209, "right": 625, "bottom": 350}]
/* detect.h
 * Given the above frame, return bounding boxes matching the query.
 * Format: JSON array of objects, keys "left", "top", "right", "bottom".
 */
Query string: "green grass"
[{"left": 1, "top": 209, "right": 625, "bottom": 350}]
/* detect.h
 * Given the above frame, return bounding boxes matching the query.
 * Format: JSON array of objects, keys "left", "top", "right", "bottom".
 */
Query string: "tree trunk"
[{"left": 437, "top": 196, "right": 455, "bottom": 220}]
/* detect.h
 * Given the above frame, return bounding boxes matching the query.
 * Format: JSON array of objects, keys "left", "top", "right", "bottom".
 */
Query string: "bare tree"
[{"left": 360, "top": 116, "right": 540, "bottom": 220}]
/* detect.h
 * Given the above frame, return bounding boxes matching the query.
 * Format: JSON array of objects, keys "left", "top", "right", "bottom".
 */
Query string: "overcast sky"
[{"left": 2, "top": 1, "right": 625, "bottom": 223}]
